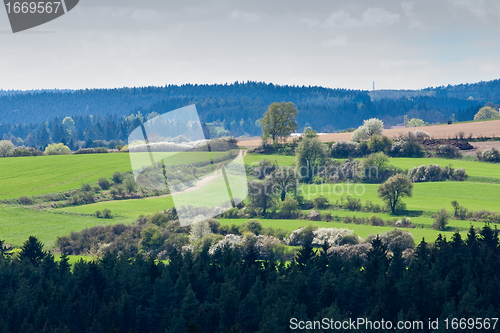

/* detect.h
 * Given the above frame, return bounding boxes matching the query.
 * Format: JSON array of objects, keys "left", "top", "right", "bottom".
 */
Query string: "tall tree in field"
[
  {"left": 378, "top": 174, "right": 413, "bottom": 214},
  {"left": 260, "top": 102, "right": 298, "bottom": 143}
]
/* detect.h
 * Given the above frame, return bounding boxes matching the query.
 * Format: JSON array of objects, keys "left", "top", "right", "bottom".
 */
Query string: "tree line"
[
  {"left": 1, "top": 225, "right": 499, "bottom": 333},
  {"left": 1, "top": 80, "right": 497, "bottom": 144}
]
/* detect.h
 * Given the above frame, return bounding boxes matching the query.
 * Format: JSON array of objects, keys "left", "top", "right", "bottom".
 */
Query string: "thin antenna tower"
[{"left": 373, "top": 81, "right": 375, "bottom": 91}]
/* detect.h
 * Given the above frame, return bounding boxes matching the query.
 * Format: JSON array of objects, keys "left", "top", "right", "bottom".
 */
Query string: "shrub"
[
  {"left": 312, "top": 228, "right": 361, "bottom": 247},
  {"left": 453, "top": 168, "right": 467, "bottom": 181},
  {"left": 368, "top": 135, "right": 393, "bottom": 153},
  {"left": 365, "top": 229, "right": 415, "bottom": 251},
  {"left": 98, "top": 178, "right": 112, "bottom": 190},
  {"left": 433, "top": 209, "right": 449, "bottom": 230},
  {"left": 313, "top": 195, "right": 329, "bottom": 209},
  {"left": 329, "top": 140, "right": 358, "bottom": 158},
  {"left": 343, "top": 196, "right": 362, "bottom": 211},
  {"left": 361, "top": 152, "right": 390, "bottom": 182},
  {"left": 351, "top": 118, "right": 384, "bottom": 141},
  {"left": 13, "top": 146, "right": 43, "bottom": 157},
  {"left": 408, "top": 164, "right": 467, "bottom": 182},
  {"left": 206, "top": 218, "right": 221, "bottom": 233},
  {"left": 279, "top": 197, "right": 299, "bottom": 218},
  {"left": 112, "top": 171, "right": 124, "bottom": 184},
  {"left": 389, "top": 140, "right": 425, "bottom": 158},
  {"left": 189, "top": 220, "right": 212, "bottom": 242},
  {"left": 482, "top": 148, "right": 500, "bottom": 162},
  {"left": 243, "top": 219, "right": 263, "bottom": 235},
  {"left": 102, "top": 209, "right": 112, "bottom": 218},
  {"left": 369, "top": 214, "right": 384, "bottom": 226},
  {"left": 309, "top": 210, "right": 321, "bottom": 221},
  {"left": 19, "top": 196, "right": 33, "bottom": 205},
  {"left": 0, "top": 140, "right": 15, "bottom": 157},
  {"left": 81, "top": 183, "right": 92, "bottom": 192},
  {"left": 285, "top": 225, "right": 317, "bottom": 246},
  {"left": 125, "top": 177, "right": 137, "bottom": 193},
  {"left": 436, "top": 144, "right": 461, "bottom": 159},
  {"left": 44, "top": 143, "right": 71, "bottom": 155},
  {"left": 95, "top": 210, "right": 102, "bottom": 218}
]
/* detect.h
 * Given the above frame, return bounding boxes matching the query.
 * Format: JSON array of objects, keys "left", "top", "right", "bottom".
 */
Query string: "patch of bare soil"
[
  {"left": 237, "top": 120, "right": 500, "bottom": 148},
  {"left": 462, "top": 141, "right": 500, "bottom": 156}
]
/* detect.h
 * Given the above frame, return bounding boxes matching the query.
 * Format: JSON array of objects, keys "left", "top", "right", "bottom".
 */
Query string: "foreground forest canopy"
[
  {"left": 1, "top": 79, "right": 500, "bottom": 140},
  {"left": 1, "top": 226, "right": 499, "bottom": 333}
]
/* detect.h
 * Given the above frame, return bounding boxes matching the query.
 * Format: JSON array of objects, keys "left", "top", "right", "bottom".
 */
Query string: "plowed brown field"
[{"left": 237, "top": 120, "right": 500, "bottom": 148}]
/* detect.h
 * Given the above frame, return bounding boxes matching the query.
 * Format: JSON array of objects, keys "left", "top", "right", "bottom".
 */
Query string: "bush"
[
  {"left": 312, "top": 228, "right": 361, "bottom": 247},
  {"left": 433, "top": 209, "right": 449, "bottom": 230},
  {"left": 313, "top": 195, "right": 329, "bottom": 209},
  {"left": 81, "top": 183, "right": 92, "bottom": 192},
  {"left": 243, "top": 219, "right": 263, "bottom": 235},
  {"left": 408, "top": 164, "right": 467, "bottom": 182},
  {"left": 44, "top": 143, "right": 71, "bottom": 155},
  {"left": 112, "top": 171, "right": 124, "bottom": 184},
  {"left": 125, "top": 177, "right": 137, "bottom": 193},
  {"left": 329, "top": 140, "right": 358, "bottom": 158},
  {"left": 95, "top": 210, "right": 102, "bottom": 218},
  {"left": 98, "top": 178, "right": 112, "bottom": 190},
  {"left": 365, "top": 229, "right": 415, "bottom": 251},
  {"left": 436, "top": 144, "right": 461, "bottom": 159},
  {"left": 309, "top": 210, "right": 321, "bottom": 221},
  {"left": 343, "top": 196, "right": 362, "bottom": 211},
  {"left": 361, "top": 152, "right": 390, "bottom": 182},
  {"left": 12, "top": 146, "right": 43, "bottom": 157},
  {"left": 368, "top": 135, "right": 393, "bottom": 153},
  {"left": 351, "top": 118, "right": 384, "bottom": 141},
  {"left": 102, "top": 209, "right": 112, "bottom": 218},
  {"left": 0, "top": 140, "right": 15, "bottom": 157},
  {"left": 279, "top": 197, "right": 299, "bottom": 218},
  {"left": 389, "top": 140, "right": 425, "bottom": 158},
  {"left": 19, "top": 196, "right": 33, "bottom": 205},
  {"left": 482, "top": 148, "right": 500, "bottom": 162}
]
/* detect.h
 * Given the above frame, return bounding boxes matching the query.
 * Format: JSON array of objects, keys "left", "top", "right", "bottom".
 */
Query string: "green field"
[
  {"left": 0, "top": 154, "right": 132, "bottom": 200},
  {"left": 2, "top": 153, "right": 500, "bottom": 251},
  {"left": 389, "top": 157, "right": 500, "bottom": 180},
  {"left": 0, "top": 205, "right": 121, "bottom": 248},
  {"left": 56, "top": 196, "right": 175, "bottom": 223},
  {"left": 243, "top": 153, "right": 296, "bottom": 167},
  {"left": 301, "top": 181, "right": 500, "bottom": 213}
]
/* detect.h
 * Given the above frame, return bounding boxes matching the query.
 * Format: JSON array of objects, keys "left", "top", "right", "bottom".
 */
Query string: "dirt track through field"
[
  {"left": 146, "top": 150, "right": 247, "bottom": 199},
  {"left": 237, "top": 120, "right": 500, "bottom": 148}
]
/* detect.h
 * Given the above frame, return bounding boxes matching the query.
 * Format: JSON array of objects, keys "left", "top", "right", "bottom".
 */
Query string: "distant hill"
[{"left": 0, "top": 80, "right": 499, "bottom": 141}]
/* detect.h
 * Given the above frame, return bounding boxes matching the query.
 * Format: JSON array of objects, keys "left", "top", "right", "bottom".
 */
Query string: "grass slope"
[
  {"left": 0, "top": 154, "right": 132, "bottom": 200},
  {"left": 0, "top": 205, "right": 121, "bottom": 249},
  {"left": 300, "top": 181, "right": 500, "bottom": 213},
  {"left": 389, "top": 157, "right": 500, "bottom": 180}
]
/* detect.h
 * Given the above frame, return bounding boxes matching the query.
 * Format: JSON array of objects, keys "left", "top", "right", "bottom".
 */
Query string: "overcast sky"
[{"left": 1, "top": 0, "right": 500, "bottom": 91}]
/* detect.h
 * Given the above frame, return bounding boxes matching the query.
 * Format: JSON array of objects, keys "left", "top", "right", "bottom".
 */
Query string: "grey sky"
[{"left": 1, "top": 0, "right": 500, "bottom": 90}]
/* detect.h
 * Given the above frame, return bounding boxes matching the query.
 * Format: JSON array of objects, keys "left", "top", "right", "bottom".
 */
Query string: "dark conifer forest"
[
  {"left": 1, "top": 226, "right": 499, "bottom": 333},
  {"left": 1, "top": 79, "right": 500, "bottom": 145}
]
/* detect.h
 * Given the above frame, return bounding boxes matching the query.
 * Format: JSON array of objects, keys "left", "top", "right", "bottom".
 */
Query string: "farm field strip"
[{"left": 0, "top": 205, "right": 124, "bottom": 249}]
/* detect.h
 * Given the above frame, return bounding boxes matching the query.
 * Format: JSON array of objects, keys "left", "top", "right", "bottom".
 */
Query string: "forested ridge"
[
  {"left": 1, "top": 226, "right": 499, "bottom": 333},
  {"left": 0, "top": 79, "right": 499, "bottom": 142}
]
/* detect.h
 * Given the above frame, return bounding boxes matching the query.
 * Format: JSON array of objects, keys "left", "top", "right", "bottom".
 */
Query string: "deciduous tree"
[
  {"left": 260, "top": 102, "right": 298, "bottom": 143},
  {"left": 378, "top": 174, "right": 413, "bottom": 214}
]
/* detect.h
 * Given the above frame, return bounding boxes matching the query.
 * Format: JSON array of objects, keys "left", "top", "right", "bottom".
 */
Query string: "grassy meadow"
[
  {"left": 1, "top": 151, "right": 500, "bottom": 251},
  {"left": 0, "top": 205, "right": 121, "bottom": 248}
]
